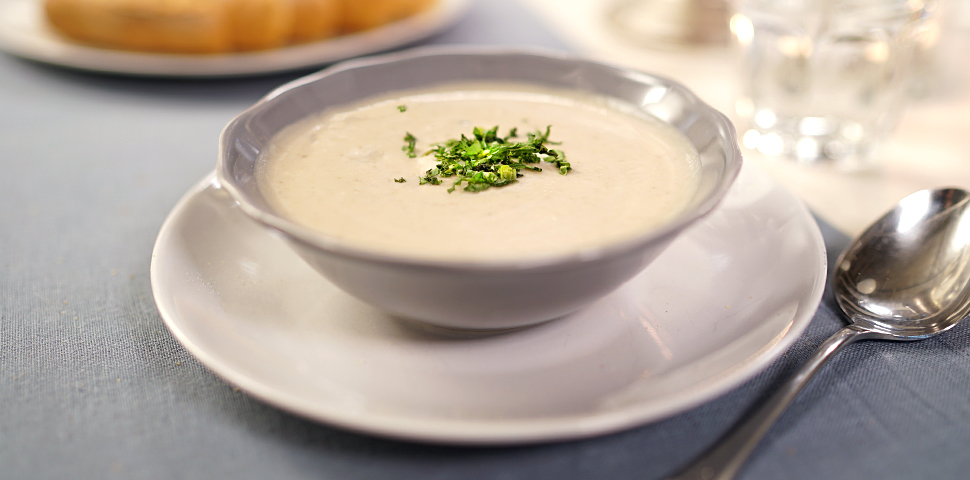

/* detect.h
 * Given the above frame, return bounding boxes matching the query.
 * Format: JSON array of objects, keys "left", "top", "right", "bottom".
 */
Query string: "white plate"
[
  {"left": 0, "top": 0, "right": 471, "bottom": 77},
  {"left": 150, "top": 163, "right": 826, "bottom": 444}
]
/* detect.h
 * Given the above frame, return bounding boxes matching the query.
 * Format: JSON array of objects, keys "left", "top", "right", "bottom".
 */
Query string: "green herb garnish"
[
  {"left": 397, "top": 105, "right": 407, "bottom": 112},
  {"left": 394, "top": 177, "right": 407, "bottom": 183},
  {"left": 402, "top": 132, "right": 417, "bottom": 158},
  {"left": 407, "top": 125, "right": 569, "bottom": 193}
]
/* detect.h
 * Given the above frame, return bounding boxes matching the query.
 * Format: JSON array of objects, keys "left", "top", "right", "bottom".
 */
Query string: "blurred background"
[{"left": 521, "top": 0, "right": 970, "bottom": 236}]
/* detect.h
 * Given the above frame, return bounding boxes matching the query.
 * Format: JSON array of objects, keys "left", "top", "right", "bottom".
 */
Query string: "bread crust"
[
  {"left": 44, "top": 0, "right": 232, "bottom": 53},
  {"left": 341, "top": 0, "right": 435, "bottom": 32},
  {"left": 44, "top": 0, "right": 438, "bottom": 53},
  {"left": 226, "top": 0, "right": 295, "bottom": 50},
  {"left": 291, "top": 0, "right": 340, "bottom": 42}
]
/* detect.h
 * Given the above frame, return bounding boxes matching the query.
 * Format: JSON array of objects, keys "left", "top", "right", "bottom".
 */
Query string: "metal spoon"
[{"left": 668, "top": 187, "right": 970, "bottom": 480}]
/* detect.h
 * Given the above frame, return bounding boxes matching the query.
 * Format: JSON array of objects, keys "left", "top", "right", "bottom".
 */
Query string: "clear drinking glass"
[{"left": 731, "top": 0, "right": 938, "bottom": 169}]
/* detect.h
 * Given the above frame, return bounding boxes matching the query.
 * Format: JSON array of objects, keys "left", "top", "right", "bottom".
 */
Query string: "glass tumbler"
[{"left": 731, "top": 0, "right": 938, "bottom": 169}]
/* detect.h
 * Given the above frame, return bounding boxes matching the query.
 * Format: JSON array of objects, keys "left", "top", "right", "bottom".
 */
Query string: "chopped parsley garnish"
[
  {"left": 397, "top": 105, "right": 407, "bottom": 112},
  {"left": 402, "top": 132, "right": 417, "bottom": 158},
  {"left": 394, "top": 177, "right": 407, "bottom": 183},
  {"left": 402, "top": 125, "right": 570, "bottom": 193}
]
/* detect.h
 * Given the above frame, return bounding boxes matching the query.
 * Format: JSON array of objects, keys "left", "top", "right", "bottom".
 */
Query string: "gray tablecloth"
[{"left": 3, "top": 1, "right": 969, "bottom": 479}]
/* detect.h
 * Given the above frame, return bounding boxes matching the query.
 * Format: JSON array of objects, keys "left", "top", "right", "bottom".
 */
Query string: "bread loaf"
[
  {"left": 44, "top": 0, "right": 232, "bottom": 53},
  {"left": 44, "top": 0, "right": 436, "bottom": 53}
]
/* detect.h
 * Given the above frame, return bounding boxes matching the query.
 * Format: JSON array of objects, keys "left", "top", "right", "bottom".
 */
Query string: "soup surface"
[{"left": 257, "top": 83, "right": 701, "bottom": 261}]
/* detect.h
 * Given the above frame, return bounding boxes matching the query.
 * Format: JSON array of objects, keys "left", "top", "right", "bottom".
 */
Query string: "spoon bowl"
[
  {"left": 670, "top": 187, "right": 970, "bottom": 480},
  {"left": 835, "top": 188, "right": 970, "bottom": 339}
]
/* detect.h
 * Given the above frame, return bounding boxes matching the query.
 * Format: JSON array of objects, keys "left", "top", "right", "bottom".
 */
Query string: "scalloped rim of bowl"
[{"left": 216, "top": 45, "right": 742, "bottom": 272}]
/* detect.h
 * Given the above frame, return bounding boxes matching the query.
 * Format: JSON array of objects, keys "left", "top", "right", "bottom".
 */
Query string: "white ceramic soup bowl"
[{"left": 216, "top": 46, "right": 742, "bottom": 330}]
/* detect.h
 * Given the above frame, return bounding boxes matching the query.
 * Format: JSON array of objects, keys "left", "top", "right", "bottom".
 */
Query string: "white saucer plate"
[
  {"left": 0, "top": 0, "right": 471, "bottom": 77},
  {"left": 150, "top": 163, "right": 826, "bottom": 444}
]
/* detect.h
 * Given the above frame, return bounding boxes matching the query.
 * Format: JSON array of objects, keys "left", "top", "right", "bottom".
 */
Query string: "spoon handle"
[{"left": 666, "top": 325, "right": 871, "bottom": 480}]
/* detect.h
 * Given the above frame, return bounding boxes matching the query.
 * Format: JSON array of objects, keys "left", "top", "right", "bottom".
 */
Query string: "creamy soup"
[{"left": 257, "top": 83, "right": 701, "bottom": 261}]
